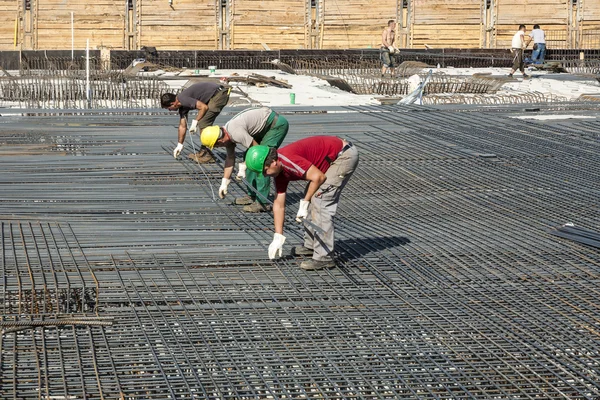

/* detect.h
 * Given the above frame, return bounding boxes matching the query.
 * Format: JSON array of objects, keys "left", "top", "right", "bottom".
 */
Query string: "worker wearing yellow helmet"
[{"left": 200, "top": 107, "right": 289, "bottom": 213}]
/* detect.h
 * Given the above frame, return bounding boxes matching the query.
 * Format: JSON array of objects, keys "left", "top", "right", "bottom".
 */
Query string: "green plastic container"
[{"left": 290, "top": 93, "right": 296, "bottom": 104}]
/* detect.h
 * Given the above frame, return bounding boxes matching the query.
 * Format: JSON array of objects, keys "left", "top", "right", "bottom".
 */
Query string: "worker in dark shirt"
[{"left": 160, "top": 82, "right": 230, "bottom": 162}]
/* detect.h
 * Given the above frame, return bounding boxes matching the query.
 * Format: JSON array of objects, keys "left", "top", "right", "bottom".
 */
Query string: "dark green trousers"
[{"left": 246, "top": 112, "right": 288, "bottom": 204}]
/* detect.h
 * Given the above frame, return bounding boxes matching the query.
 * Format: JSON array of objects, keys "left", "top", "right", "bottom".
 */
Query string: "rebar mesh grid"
[{"left": 0, "top": 105, "right": 599, "bottom": 398}]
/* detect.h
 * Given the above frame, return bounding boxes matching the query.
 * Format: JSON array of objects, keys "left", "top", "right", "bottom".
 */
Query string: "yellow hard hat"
[{"left": 200, "top": 125, "right": 222, "bottom": 149}]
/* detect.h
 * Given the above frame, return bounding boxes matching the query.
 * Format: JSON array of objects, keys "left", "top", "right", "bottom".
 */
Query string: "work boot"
[
  {"left": 235, "top": 195, "right": 254, "bottom": 205},
  {"left": 293, "top": 246, "right": 314, "bottom": 256},
  {"left": 522, "top": 74, "right": 530, "bottom": 79},
  {"left": 300, "top": 258, "right": 335, "bottom": 271},
  {"left": 187, "top": 151, "right": 214, "bottom": 164},
  {"left": 242, "top": 201, "right": 272, "bottom": 213}
]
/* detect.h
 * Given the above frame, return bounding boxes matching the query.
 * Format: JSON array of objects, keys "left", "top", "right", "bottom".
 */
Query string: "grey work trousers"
[{"left": 304, "top": 144, "right": 359, "bottom": 261}]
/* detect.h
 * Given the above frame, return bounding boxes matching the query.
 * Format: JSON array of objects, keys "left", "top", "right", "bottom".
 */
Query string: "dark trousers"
[
  {"left": 511, "top": 48, "right": 524, "bottom": 73},
  {"left": 197, "top": 88, "right": 231, "bottom": 131}
]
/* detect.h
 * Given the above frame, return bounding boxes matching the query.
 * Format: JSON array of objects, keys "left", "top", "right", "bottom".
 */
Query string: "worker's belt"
[
  {"left": 325, "top": 141, "right": 353, "bottom": 164},
  {"left": 216, "top": 85, "right": 231, "bottom": 95},
  {"left": 339, "top": 141, "right": 353, "bottom": 155}
]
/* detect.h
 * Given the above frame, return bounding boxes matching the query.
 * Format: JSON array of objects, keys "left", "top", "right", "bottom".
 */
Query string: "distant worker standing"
[
  {"left": 245, "top": 136, "right": 359, "bottom": 270},
  {"left": 509, "top": 25, "right": 530, "bottom": 79},
  {"left": 200, "top": 107, "right": 289, "bottom": 213},
  {"left": 380, "top": 20, "right": 398, "bottom": 77},
  {"left": 161, "top": 82, "right": 230, "bottom": 162},
  {"left": 527, "top": 24, "right": 546, "bottom": 64}
]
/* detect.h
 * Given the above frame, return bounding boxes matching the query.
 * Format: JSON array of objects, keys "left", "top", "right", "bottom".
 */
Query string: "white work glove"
[
  {"left": 218, "top": 178, "right": 230, "bottom": 199},
  {"left": 189, "top": 120, "right": 198, "bottom": 134},
  {"left": 236, "top": 162, "right": 247, "bottom": 181},
  {"left": 388, "top": 46, "right": 395, "bottom": 54},
  {"left": 173, "top": 143, "right": 184, "bottom": 158},
  {"left": 295, "top": 200, "right": 310, "bottom": 223},
  {"left": 268, "top": 233, "right": 286, "bottom": 259}
]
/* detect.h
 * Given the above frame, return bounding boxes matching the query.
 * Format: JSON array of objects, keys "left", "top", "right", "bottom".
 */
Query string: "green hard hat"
[{"left": 245, "top": 145, "right": 270, "bottom": 173}]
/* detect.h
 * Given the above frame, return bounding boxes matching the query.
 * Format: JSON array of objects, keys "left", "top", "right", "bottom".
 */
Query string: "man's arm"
[
  {"left": 177, "top": 117, "right": 188, "bottom": 144},
  {"left": 223, "top": 143, "right": 236, "bottom": 180},
  {"left": 273, "top": 192, "right": 286, "bottom": 234},
  {"left": 303, "top": 165, "right": 327, "bottom": 201},
  {"left": 194, "top": 100, "right": 209, "bottom": 121}
]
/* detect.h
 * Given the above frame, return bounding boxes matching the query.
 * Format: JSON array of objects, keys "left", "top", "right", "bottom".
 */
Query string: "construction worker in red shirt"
[{"left": 245, "top": 136, "right": 359, "bottom": 270}]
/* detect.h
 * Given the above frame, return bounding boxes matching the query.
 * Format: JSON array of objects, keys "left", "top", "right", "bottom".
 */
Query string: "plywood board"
[
  {"left": 139, "top": 0, "right": 217, "bottom": 50},
  {"left": 0, "top": 0, "right": 18, "bottom": 49},
  {"left": 411, "top": 0, "right": 483, "bottom": 48},
  {"left": 36, "top": 0, "right": 125, "bottom": 49},
  {"left": 231, "top": 0, "right": 307, "bottom": 49},
  {"left": 320, "top": 0, "right": 398, "bottom": 49}
]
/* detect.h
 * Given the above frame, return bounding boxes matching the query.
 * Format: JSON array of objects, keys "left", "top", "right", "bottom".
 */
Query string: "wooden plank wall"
[
  {"left": 581, "top": 0, "right": 600, "bottom": 28},
  {"left": 139, "top": 0, "right": 217, "bottom": 50},
  {"left": 410, "top": 0, "right": 483, "bottom": 48},
  {"left": 494, "top": 0, "right": 569, "bottom": 48},
  {"left": 580, "top": 0, "right": 600, "bottom": 48},
  {"left": 36, "top": 0, "right": 124, "bottom": 50},
  {"left": 0, "top": 1, "right": 17, "bottom": 49},
  {"left": 320, "top": 0, "right": 398, "bottom": 49},
  {"left": 4, "top": 0, "right": 600, "bottom": 50},
  {"left": 231, "top": 0, "right": 307, "bottom": 49}
]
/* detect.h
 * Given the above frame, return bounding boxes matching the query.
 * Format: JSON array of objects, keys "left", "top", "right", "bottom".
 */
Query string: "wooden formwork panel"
[
  {"left": 410, "top": 0, "right": 482, "bottom": 48},
  {"left": 139, "top": 0, "right": 217, "bottom": 50},
  {"left": 36, "top": 0, "right": 124, "bottom": 49},
  {"left": 0, "top": 1, "right": 18, "bottom": 49},
  {"left": 580, "top": 0, "right": 600, "bottom": 28},
  {"left": 231, "top": 0, "right": 307, "bottom": 49},
  {"left": 320, "top": 0, "right": 397, "bottom": 49},
  {"left": 494, "top": 0, "right": 569, "bottom": 48}
]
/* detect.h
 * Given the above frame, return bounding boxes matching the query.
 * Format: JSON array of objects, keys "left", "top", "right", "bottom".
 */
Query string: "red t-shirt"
[{"left": 274, "top": 136, "right": 344, "bottom": 193}]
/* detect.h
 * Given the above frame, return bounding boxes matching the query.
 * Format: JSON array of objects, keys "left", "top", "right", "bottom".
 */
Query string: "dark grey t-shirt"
[{"left": 177, "top": 82, "right": 220, "bottom": 119}]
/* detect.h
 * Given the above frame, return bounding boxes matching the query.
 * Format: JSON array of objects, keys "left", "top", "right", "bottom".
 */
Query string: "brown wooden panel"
[
  {"left": 496, "top": 0, "right": 568, "bottom": 24},
  {"left": 412, "top": 27, "right": 482, "bottom": 48},
  {"left": 582, "top": 0, "right": 600, "bottom": 21},
  {"left": 139, "top": 0, "right": 217, "bottom": 50},
  {"left": 411, "top": 0, "right": 482, "bottom": 48},
  {"left": 320, "top": 0, "right": 397, "bottom": 49},
  {"left": 0, "top": 0, "right": 18, "bottom": 49},
  {"left": 36, "top": 0, "right": 124, "bottom": 49},
  {"left": 232, "top": 0, "right": 307, "bottom": 49},
  {"left": 412, "top": 0, "right": 482, "bottom": 24}
]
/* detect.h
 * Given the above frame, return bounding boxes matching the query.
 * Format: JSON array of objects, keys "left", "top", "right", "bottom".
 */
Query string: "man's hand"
[
  {"left": 268, "top": 233, "right": 286, "bottom": 259},
  {"left": 218, "top": 178, "right": 230, "bottom": 199},
  {"left": 189, "top": 120, "right": 199, "bottom": 134},
  {"left": 173, "top": 143, "right": 184, "bottom": 158},
  {"left": 295, "top": 200, "right": 310, "bottom": 222},
  {"left": 236, "top": 162, "right": 247, "bottom": 181},
  {"left": 388, "top": 46, "right": 395, "bottom": 54}
]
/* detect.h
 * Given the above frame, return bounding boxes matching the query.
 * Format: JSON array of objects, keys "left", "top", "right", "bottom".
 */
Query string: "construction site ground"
[{"left": 1, "top": 66, "right": 600, "bottom": 398}]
